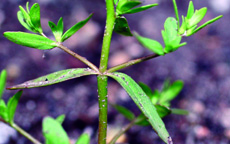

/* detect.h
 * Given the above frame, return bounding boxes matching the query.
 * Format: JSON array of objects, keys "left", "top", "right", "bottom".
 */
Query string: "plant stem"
[
  {"left": 11, "top": 123, "right": 42, "bottom": 144},
  {"left": 172, "top": 0, "right": 180, "bottom": 29},
  {"left": 99, "top": 0, "right": 115, "bottom": 73},
  {"left": 108, "top": 116, "right": 145, "bottom": 144},
  {"left": 58, "top": 44, "right": 99, "bottom": 72},
  {"left": 97, "top": 0, "right": 115, "bottom": 144},
  {"left": 107, "top": 53, "right": 160, "bottom": 73},
  {"left": 97, "top": 75, "right": 108, "bottom": 144}
]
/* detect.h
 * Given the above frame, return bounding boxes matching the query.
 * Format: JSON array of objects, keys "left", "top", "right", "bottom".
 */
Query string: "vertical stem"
[
  {"left": 99, "top": 0, "right": 115, "bottom": 72},
  {"left": 172, "top": 0, "right": 180, "bottom": 29},
  {"left": 97, "top": 0, "right": 115, "bottom": 144},
  {"left": 97, "top": 75, "right": 108, "bottom": 144}
]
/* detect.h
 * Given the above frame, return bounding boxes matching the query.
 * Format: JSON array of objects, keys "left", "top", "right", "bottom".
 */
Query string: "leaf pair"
[
  {"left": 178, "top": 1, "right": 223, "bottom": 36},
  {"left": 48, "top": 14, "right": 93, "bottom": 42},
  {"left": 114, "top": 0, "right": 158, "bottom": 36},
  {"left": 18, "top": 2, "right": 43, "bottom": 34},
  {"left": 43, "top": 116, "right": 90, "bottom": 144}
]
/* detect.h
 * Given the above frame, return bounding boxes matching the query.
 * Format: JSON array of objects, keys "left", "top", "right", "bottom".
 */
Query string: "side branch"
[
  {"left": 58, "top": 44, "right": 99, "bottom": 72},
  {"left": 107, "top": 53, "right": 160, "bottom": 73}
]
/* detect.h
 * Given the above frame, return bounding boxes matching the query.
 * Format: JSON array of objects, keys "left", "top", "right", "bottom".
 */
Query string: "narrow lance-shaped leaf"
[
  {"left": 7, "top": 90, "right": 23, "bottom": 124},
  {"left": 187, "top": 15, "right": 223, "bottom": 36},
  {"left": 61, "top": 14, "right": 93, "bottom": 42},
  {"left": 26, "top": 2, "right": 30, "bottom": 13},
  {"left": 134, "top": 32, "right": 164, "bottom": 55},
  {"left": 75, "top": 133, "right": 90, "bottom": 144},
  {"left": 114, "top": 17, "right": 133, "bottom": 36},
  {"left": 49, "top": 17, "right": 64, "bottom": 42},
  {"left": 155, "top": 105, "right": 171, "bottom": 118},
  {"left": 108, "top": 72, "right": 171, "bottom": 144},
  {"left": 0, "top": 70, "right": 7, "bottom": 99},
  {"left": 187, "top": 7, "right": 207, "bottom": 29},
  {"left": 171, "top": 108, "right": 189, "bottom": 115},
  {"left": 17, "top": 11, "right": 34, "bottom": 32},
  {"left": 123, "top": 3, "right": 158, "bottom": 14},
  {"left": 7, "top": 68, "right": 98, "bottom": 90},
  {"left": 187, "top": 1, "right": 194, "bottom": 19},
  {"left": 30, "top": 3, "right": 43, "bottom": 33},
  {"left": 43, "top": 117, "right": 69, "bottom": 144},
  {"left": 56, "top": 114, "right": 66, "bottom": 124},
  {"left": 138, "top": 82, "right": 153, "bottom": 98},
  {"left": 4, "top": 32, "right": 58, "bottom": 50},
  {"left": 112, "top": 104, "right": 135, "bottom": 120},
  {"left": 117, "top": 0, "right": 141, "bottom": 15}
]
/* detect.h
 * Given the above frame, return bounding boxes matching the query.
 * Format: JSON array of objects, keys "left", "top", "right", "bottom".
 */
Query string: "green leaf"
[
  {"left": 187, "top": 15, "right": 223, "bottom": 36},
  {"left": 187, "top": 1, "right": 194, "bottom": 19},
  {"left": 61, "top": 14, "right": 93, "bottom": 42},
  {"left": 134, "top": 32, "right": 164, "bottom": 55},
  {"left": 7, "top": 68, "right": 98, "bottom": 90},
  {"left": 56, "top": 114, "right": 65, "bottom": 124},
  {"left": 171, "top": 108, "right": 189, "bottom": 115},
  {"left": 43, "top": 117, "right": 69, "bottom": 144},
  {"left": 7, "top": 90, "right": 23, "bottom": 124},
  {"left": 26, "top": 2, "right": 30, "bottom": 13},
  {"left": 114, "top": 17, "right": 132, "bottom": 36},
  {"left": 178, "top": 16, "right": 186, "bottom": 35},
  {"left": 159, "top": 80, "right": 184, "bottom": 104},
  {"left": 112, "top": 104, "right": 135, "bottom": 120},
  {"left": 17, "top": 11, "right": 34, "bottom": 32},
  {"left": 117, "top": 0, "right": 141, "bottom": 15},
  {"left": 187, "top": 7, "right": 207, "bottom": 29},
  {"left": 49, "top": 17, "right": 64, "bottom": 42},
  {"left": 0, "top": 100, "right": 8, "bottom": 122},
  {"left": 138, "top": 82, "right": 153, "bottom": 98},
  {"left": 0, "top": 70, "right": 7, "bottom": 99},
  {"left": 114, "top": 0, "right": 119, "bottom": 5},
  {"left": 108, "top": 72, "right": 171, "bottom": 144},
  {"left": 155, "top": 105, "right": 171, "bottom": 118},
  {"left": 30, "top": 3, "right": 42, "bottom": 33},
  {"left": 75, "top": 133, "right": 90, "bottom": 144},
  {"left": 151, "top": 90, "right": 160, "bottom": 104},
  {"left": 3, "top": 32, "right": 58, "bottom": 50},
  {"left": 123, "top": 3, "right": 158, "bottom": 14},
  {"left": 19, "top": 5, "right": 35, "bottom": 32}
]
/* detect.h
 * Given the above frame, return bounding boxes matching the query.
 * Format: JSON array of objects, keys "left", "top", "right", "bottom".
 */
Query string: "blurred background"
[{"left": 0, "top": 0, "right": 230, "bottom": 143}]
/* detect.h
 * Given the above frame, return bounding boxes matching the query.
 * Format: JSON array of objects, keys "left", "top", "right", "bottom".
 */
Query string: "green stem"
[
  {"left": 107, "top": 53, "right": 160, "bottom": 73},
  {"left": 11, "top": 123, "right": 42, "bottom": 144},
  {"left": 97, "top": 75, "right": 108, "bottom": 144},
  {"left": 172, "top": 0, "right": 180, "bottom": 29},
  {"left": 58, "top": 44, "right": 99, "bottom": 72},
  {"left": 97, "top": 0, "right": 115, "bottom": 144},
  {"left": 99, "top": 0, "right": 115, "bottom": 73}
]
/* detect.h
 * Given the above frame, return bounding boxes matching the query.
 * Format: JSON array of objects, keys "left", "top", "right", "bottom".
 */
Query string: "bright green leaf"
[
  {"left": 19, "top": 5, "right": 35, "bottom": 32},
  {"left": 114, "top": 0, "right": 119, "bottom": 5},
  {"left": 0, "top": 100, "right": 8, "bottom": 122},
  {"left": 108, "top": 72, "right": 171, "bottom": 143},
  {"left": 30, "top": 3, "right": 43, "bottom": 33},
  {"left": 43, "top": 116, "right": 69, "bottom": 144},
  {"left": 0, "top": 70, "right": 7, "bottom": 99},
  {"left": 187, "top": 7, "right": 207, "bottom": 29},
  {"left": 155, "top": 105, "right": 171, "bottom": 118},
  {"left": 159, "top": 80, "right": 184, "bottom": 104},
  {"left": 187, "top": 15, "right": 223, "bottom": 36},
  {"left": 26, "top": 2, "right": 30, "bottom": 13},
  {"left": 151, "top": 90, "right": 160, "bottom": 104},
  {"left": 123, "top": 3, "right": 158, "bottom": 14},
  {"left": 112, "top": 104, "right": 135, "bottom": 120},
  {"left": 75, "top": 133, "right": 90, "bottom": 144},
  {"left": 7, "top": 90, "right": 23, "bottom": 124},
  {"left": 7, "top": 68, "right": 98, "bottom": 90},
  {"left": 117, "top": 0, "right": 141, "bottom": 15},
  {"left": 61, "top": 14, "right": 93, "bottom": 42},
  {"left": 134, "top": 32, "right": 164, "bottom": 55},
  {"left": 57, "top": 17, "right": 64, "bottom": 40},
  {"left": 178, "top": 16, "right": 187, "bottom": 35},
  {"left": 187, "top": 1, "right": 194, "bottom": 19},
  {"left": 17, "top": 11, "right": 34, "bottom": 32},
  {"left": 56, "top": 114, "right": 65, "bottom": 124},
  {"left": 171, "top": 108, "right": 189, "bottom": 115},
  {"left": 3, "top": 32, "right": 58, "bottom": 50},
  {"left": 114, "top": 17, "right": 133, "bottom": 36}
]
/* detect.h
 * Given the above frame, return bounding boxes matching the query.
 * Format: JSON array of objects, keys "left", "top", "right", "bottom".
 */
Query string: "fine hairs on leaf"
[{"left": 1, "top": 0, "right": 223, "bottom": 144}]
